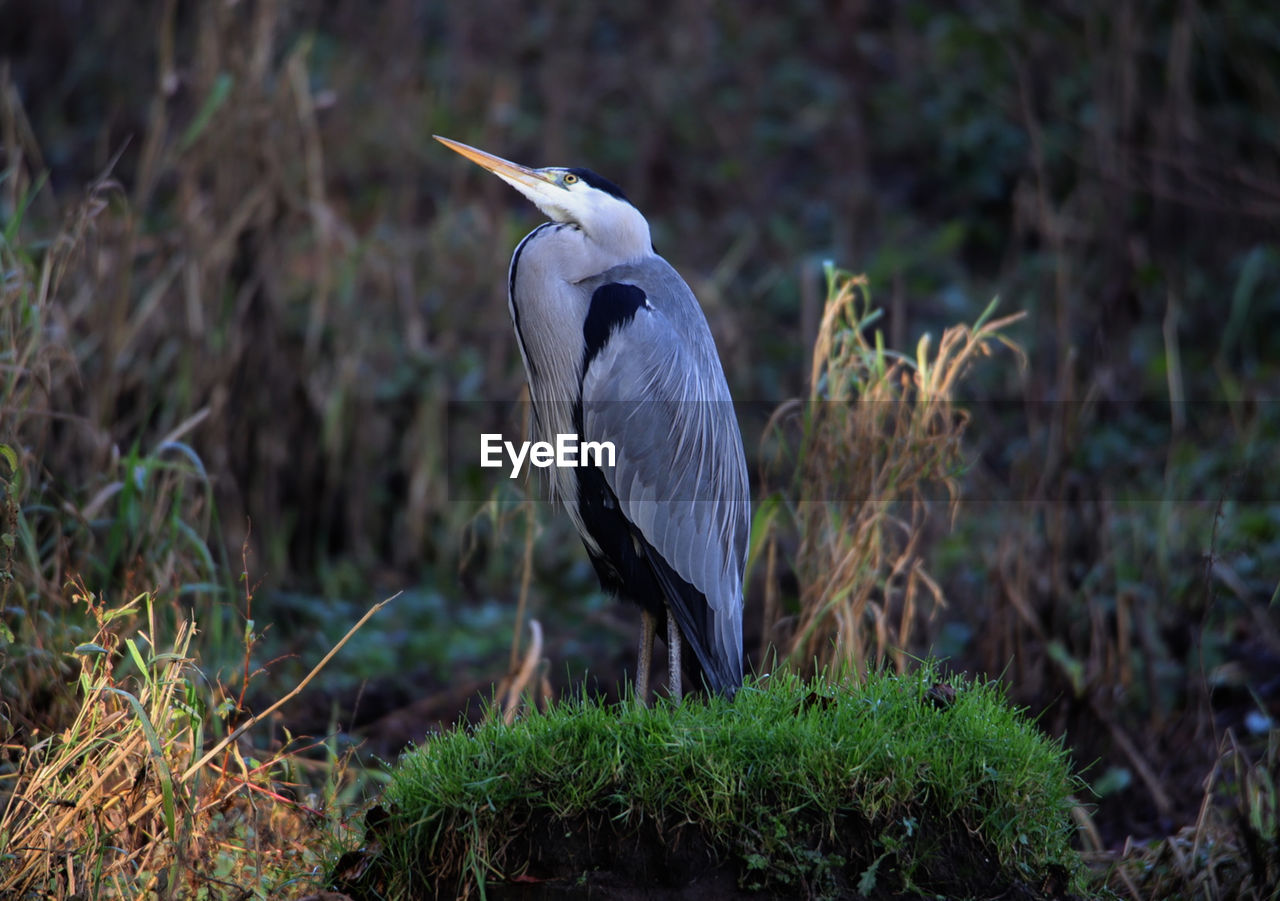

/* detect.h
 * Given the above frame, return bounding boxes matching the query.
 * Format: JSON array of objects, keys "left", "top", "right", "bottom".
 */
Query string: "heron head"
[{"left": 435, "top": 136, "right": 651, "bottom": 262}]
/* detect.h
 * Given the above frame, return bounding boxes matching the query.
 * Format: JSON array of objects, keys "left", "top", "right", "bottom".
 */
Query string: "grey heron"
[{"left": 436, "top": 136, "right": 749, "bottom": 702}]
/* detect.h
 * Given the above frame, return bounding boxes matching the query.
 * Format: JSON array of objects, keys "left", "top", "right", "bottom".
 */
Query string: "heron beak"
[{"left": 434, "top": 136, "right": 560, "bottom": 198}]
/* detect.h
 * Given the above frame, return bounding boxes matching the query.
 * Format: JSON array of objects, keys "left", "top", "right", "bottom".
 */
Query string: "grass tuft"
[
  {"left": 0, "top": 586, "right": 368, "bottom": 899},
  {"left": 348, "top": 667, "right": 1084, "bottom": 900},
  {"left": 761, "top": 267, "right": 1025, "bottom": 677}
]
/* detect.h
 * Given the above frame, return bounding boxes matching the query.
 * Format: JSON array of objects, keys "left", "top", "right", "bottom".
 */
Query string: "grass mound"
[{"left": 338, "top": 669, "right": 1084, "bottom": 900}]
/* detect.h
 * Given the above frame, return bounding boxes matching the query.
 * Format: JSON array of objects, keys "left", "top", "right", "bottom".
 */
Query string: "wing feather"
[{"left": 578, "top": 261, "right": 750, "bottom": 691}]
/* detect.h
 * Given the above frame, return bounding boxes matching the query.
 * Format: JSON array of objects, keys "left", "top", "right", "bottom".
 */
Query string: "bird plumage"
[
  {"left": 436, "top": 136, "right": 749, "bottom": 698},
  {"left": 574, "top": 262, "right": 748, "bottom": 692}
]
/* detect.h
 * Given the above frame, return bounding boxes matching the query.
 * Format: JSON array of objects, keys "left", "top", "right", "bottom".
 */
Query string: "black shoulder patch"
[
  {"left": 566, "top": 167, "right": 630, "bottom": 203},
  {"left": 583, "top": 282, "right": 647, "bottom": 373}
]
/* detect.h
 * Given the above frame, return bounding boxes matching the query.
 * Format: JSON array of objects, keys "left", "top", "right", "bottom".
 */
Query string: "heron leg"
[
  {"left": 667, "top": 613, "right": 683, "bottom": 703},
  {"left": 635, "top": 608, "right": 655, "bottom": 706}
]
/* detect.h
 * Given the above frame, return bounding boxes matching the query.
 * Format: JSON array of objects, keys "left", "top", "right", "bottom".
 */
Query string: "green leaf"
[
  {"left": 858, "top": 851, "right": 887, "bottom": 895},
  {"left": 178, "top": 72, "right": 234, "bottom": 153},
  {"left": 0, "top": 444, "right": 18, "bottom": 493},
  {"left": 125, "top": 637, "right": 150, "bottom": 679},
  {"left": 101, "top": 686, "right": 179, "bottom": 841}
]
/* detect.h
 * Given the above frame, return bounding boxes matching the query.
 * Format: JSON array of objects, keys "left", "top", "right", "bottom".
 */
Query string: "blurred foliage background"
[{"left": 2, "top": 0, "right": 1279, "bottom": 890}]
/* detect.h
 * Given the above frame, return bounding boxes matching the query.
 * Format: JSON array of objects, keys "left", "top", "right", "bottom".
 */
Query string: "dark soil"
[{"left": 332, "top": 805, "right": 1080, "bottom": 901}]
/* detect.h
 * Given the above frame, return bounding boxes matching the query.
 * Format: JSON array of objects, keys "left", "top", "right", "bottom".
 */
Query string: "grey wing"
[{"left": 580, "top": 283, "right": 750, "bottom": 691}]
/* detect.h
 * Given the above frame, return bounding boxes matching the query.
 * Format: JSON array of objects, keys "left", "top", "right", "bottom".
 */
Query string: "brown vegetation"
[{"left": 2, "top": 1, "right": 1278, "bottom": 897}]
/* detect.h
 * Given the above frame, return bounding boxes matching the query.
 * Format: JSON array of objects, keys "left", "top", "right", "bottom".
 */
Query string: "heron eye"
[{"left": 563, "top": 172, "right": 579, "bottom": 186}]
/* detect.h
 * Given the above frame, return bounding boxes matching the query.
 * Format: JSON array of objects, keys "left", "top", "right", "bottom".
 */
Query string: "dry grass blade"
[
  {"left": 765, "top": 268, "right": 1024, "bottom": 676},
  {"left": 180, "top": 592, "right": 396, "bottom": 782},
  {"left": 0, "top": 590, "right": 201, "bottom": 895},
  {"left": 0, "top": 588, "right": 387, "bottom": 897},
  {"left": 1104, "top": 728, "right": 1280, "bottom": 898},
  {"left": 498, "top": 619, "right": 548, "bottom": 725}
]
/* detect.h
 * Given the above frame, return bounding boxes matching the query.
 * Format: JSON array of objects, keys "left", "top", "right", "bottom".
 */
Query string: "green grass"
[{"left": 352, "top": 668, "right": 1085, "bottom": 899}]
